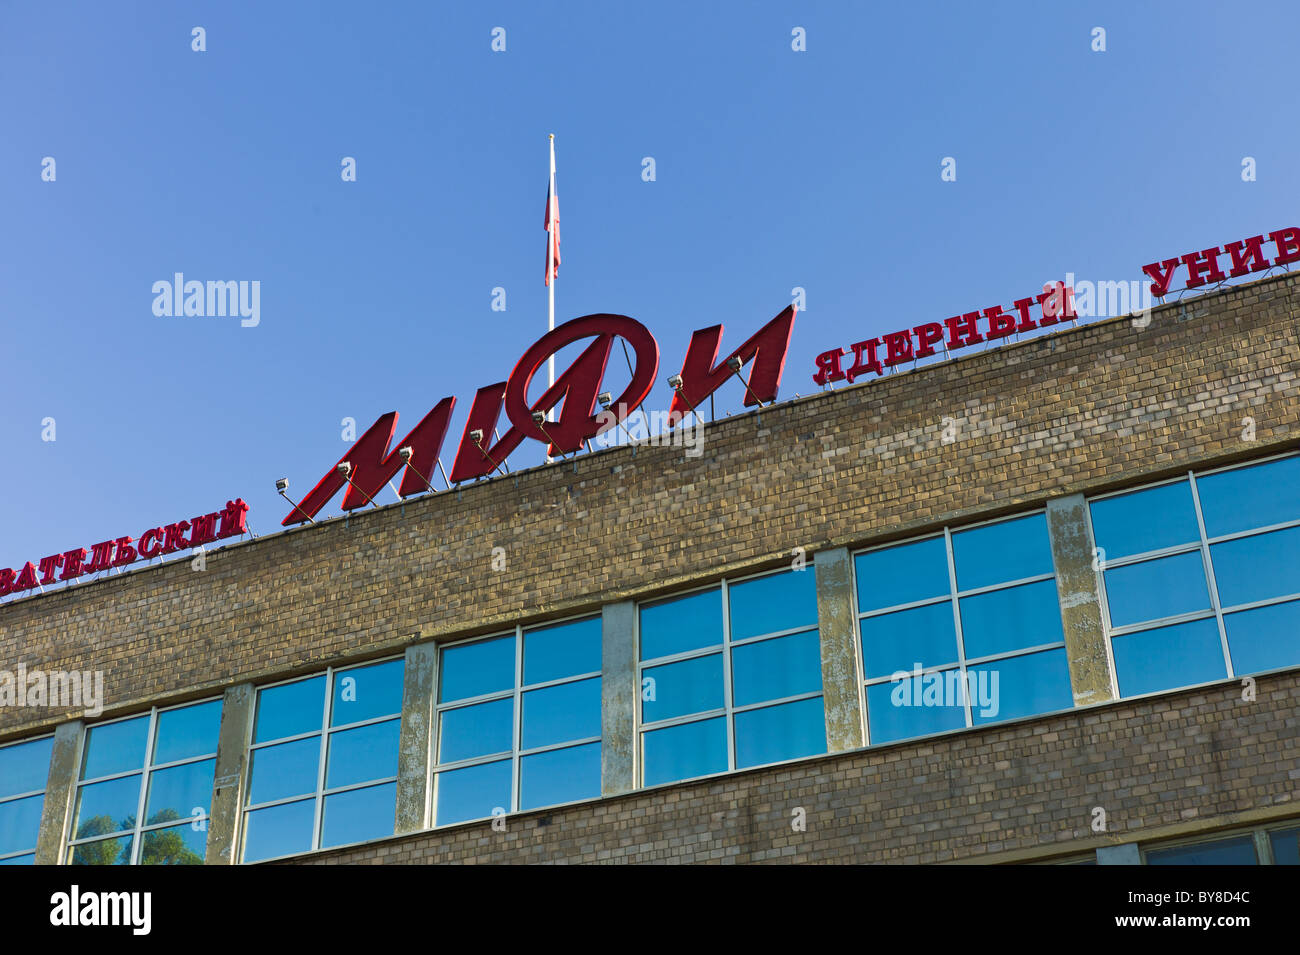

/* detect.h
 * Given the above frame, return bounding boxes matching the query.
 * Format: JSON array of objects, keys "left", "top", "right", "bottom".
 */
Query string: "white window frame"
[
  {"left": 240, "top": 655, "right": 404, "bottom": 863},
  {"left": 0, "top": 733, "right": 54, "bottom": 863},
  {"left": 431, "top": 613, "right": 602, "bottom": 825},
  {"left": 66, "top": 698, "right": 221, "bottom": 865},
  {"left": 852, "top": 509, "right": 1069, "bottom": 745},
  {"left": 1087, "top": 449, "right": 1300, "bottom": 698},
  {"left": 635, "top": 562, "right": 824, "bottom": 787}
]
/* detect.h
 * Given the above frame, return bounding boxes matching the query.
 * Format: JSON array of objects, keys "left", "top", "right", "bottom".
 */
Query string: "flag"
[{"left": 545, "top": 175, "right": 560, "bottom": 286}]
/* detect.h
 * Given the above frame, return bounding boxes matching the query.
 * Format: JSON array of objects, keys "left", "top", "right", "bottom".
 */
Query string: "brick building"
[{"left": 1, "top": 272, "right": 1298, "bottom": 866}]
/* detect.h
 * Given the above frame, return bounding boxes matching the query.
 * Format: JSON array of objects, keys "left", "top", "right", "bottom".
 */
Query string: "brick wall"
[
  {"left": 289, "top": 668, "right": 1300, "bottom": 864},
  {"left": 2, "top": 271, "right": 1298, "bottom": 746}
]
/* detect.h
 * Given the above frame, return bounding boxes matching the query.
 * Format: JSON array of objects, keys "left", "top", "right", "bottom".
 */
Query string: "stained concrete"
[
  {"left": 601, "top": 600, "right": 637, "bottom": 796},
  {"left": 34, "top": 719, "right": 82, "bottom": 865},
  {"left": 1046, "top": 495, "right": 1115, "bottom": 706},
  {"left": 204, "top": 682, "right": 254, "bottom": 864},
  {"left": 814, "top": 548, "right": 865, "bottom": 752},
  {"left": 395, "top": 642, "right": 438, "bottom": 834}
]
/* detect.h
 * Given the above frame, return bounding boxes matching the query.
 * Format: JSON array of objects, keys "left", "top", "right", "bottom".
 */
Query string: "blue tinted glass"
[
  {"left": 82, "top": 716, "right": 149, "bottom": 780},
  {"left": 729, "top": 569, "right": 818, "bottom": 641},
  {"left": 438, "top": 697, "right": 513, "bottom": 763},
  {"left": 73, "top": 774, "right": 142, "bottom": 838},
  {"left": 1090, "top": 481, "right": 1199, "bottom": 559},
  {"left": 153, "top": 701, "right": 221, "bottom": 765},
  {"left": 0, "top": 854, "right": 34, "bottom": 865},
  {"left": 1223, "top": 600, "right": 1300, "bottom": 675},
  {"left": 640, "top": 589, "right": 722, "bottom": 660},
  {"left": 735, "top": 697, "right": 827, "bottom": 769},
  {"left": 0, "top": 794, "right": 44, "bottom": 856},
  {"left": 731, "top": 630, "right": 822, "bottom": 707},
  {"left": 1271, "top": 827, "right": 1300, "bottom": 865},
  {"left": 1112, "top": 619, "right": 1226, "bottom": 697},
  {"left": 321, "top": 781, "right": 395, "bottom": 849},
  {"left": 332, "top": 660, "right": 404, "bottom": 726},
  {"left": 524, "top": 617, "right": 601, "bottom": 684},
  {"left": 519, "top": 742, "right": 601, "bottom": 811},
  {"left": 326, "top": 719, "right": 400, "bottom": 788},
  {"left": 70, "top": 835, "right": 132, "bottom": 865},
  {"left": 1197, "top": 456, "right": 1300, "bottom": 538},
  {"left": 641, "top": 654, "right": 723, "bottom": 723},
  {"left": 0, "top": 737, "right": 53, "bottom": 799},
  {"left": 242, "top": 798, "right": 315, "bottom": 863},
  {"left": 145, "top": 759, "right": 214, "bottom": 825},
  {"left": 440, "top": 635, "right": 515, "bottom": 703},
  {"left": 959, "top": 579, "right": 1065, "bottom": 659},
  {"left": 642, "top": 717, "right": 727, "bottom": 786},
  {"left": 248, "top": 737, "right": 320, "bottom": 805},
  {"left": 435, "top": 758, "right": 511, "bottom": 825},
  {"left": 521, "top": 678, "right": 601, "bottom": 749},
  {"left": 1105, "top": 552, "right": 1210, "bottom": 627},
  {"left": 140, "top": 822, "right": 206, "bottom": 865},
  {"left": 969, "top": 649, "right": 1073, "bottom": 725},
  {"left": 1147, "top": 836, "right": 1257, "bottom": 865},
  {"left": 952, "top": 514, "right": 1053, "bottom": 591},
  {"left": 1210, "top": 527, "right": 1300, "bottom": 607},
  {"left": 860, "top": 601, "right": 957, "bottom": 679},
  {"left": 254, "top": 676, "right": 326, "bottom": 743},
  {"left": 865, "top": 673, "right": 966, "bottom": 744},
  {"left": 855, "top": 536, "right": 949, "bottom": 613}
]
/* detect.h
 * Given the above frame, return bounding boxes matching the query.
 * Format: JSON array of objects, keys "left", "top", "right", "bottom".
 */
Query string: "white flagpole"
[{"left": 547, "top": 134, "right": 557, "bottom": 416}]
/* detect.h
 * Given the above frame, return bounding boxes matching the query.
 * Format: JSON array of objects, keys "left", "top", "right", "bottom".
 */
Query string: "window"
[
  {"left": 638, "top": 567, "right": 825, "bottom": 787},
  {"left": 1090, "top": 453, "right": 1300, "bottom": 698},
  {"left": 0, "top": 735, "right": 54, "bottom": 865},
  {"left": 434, "top": 616, "right": 601, "bottom": 825},
  {"left": 68, "top": 700, "right": 222, "bottom": 865},
  {"left": 854, "top": 513, "right": 1073, "bottom": 745},
  {"left": 242, "top": 658, "right": 403, "bottom": 862},
  {"left": 1145, "top": 834, "right": 1258, "bottom": 865}
]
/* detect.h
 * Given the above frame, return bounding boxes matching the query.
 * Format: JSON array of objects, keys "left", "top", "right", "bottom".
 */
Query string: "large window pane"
[
  {"left": 81, "top": 716, "right": 149, "bottom": 780},
  {"left": 519, "top": 742, "right": 601, "bottom": 811},
  {"left": 1147, "top": 835, "right": 1257, "bottom": 865},
  {"left": 865, "top": 674, "right": 966, "bottom": 744},
  {"left": 253, "top": 676, "right": 326, "bottom": 743},
  {"left": 524, "top": 617, "right": 601, "bottom": 684},
  {"left": 734, "top": 697, "right": 826, "bottom": 769},
  {"left": 325, "top": 720, "right": 400, "bottom": 789},
  {"left": 642, "top": 717, "right": 727, "bottom": 787},
  {"left": 855, "top": 536, "right": 948, "bottom": 613},
  {"left": 1111, "top": 619, "right": 1226, "bottom": 697},
  {"left": 70, "top": 835, "right": 133, "bottom": 866},
  {"left": 0, "top": 737, "right": 53, "bottom": 799},
  {"left": 639, "top": 589, "right": 722, "bottom": 660},
  {"left": 0, "top": 795, "right": 43, "bottom": 857},
  {"left": 145, "top": 759, "right": 215, "bottom": 825},
  {"left": 960, "top": 579, "right": 1064, "bottom": 659},
  {"left": 730, "top": 630, "right": 822, "bottom": 707},
  {"left": 1210, "top": 526, "right": 1300, "bottom": 607},
  {"left": 1223, "top": 600, "right": 1300, "bottom": 675},
  {"left": 1271, "top": 827, "right": 1300, "bottom": 866},
  {"left": 641, "top": 654, "right": 723, "bottom": 723},
  {"left": 435, "top": 759, "right": 511, "bottom": 826},
  {"left": 438, "top": 698, "right": 513, "bottom": 763},
  {"left": 728, "top": 569, "right": 818, "bottom": 640},
  {"left": 140, "top": 823, "right": 206, "bottom": 865},
  {"left": 439, "top": 635, "right": 515, "bottom": 703},
  {"left": 1104, "top": 552, "right": 1210, "bottom": 627},
  {"left": 248, "top": 737, "right": 320, "bottom": 805},
  {"left": 521, "top": 678, "right": 600, "bottom": 750},
  {"left": 331, "top": 660, "right": 404, "bottom": 726},
  {"left": 952, "top": 514, "right": 1053, "bottom": 591},
  {"left": 968, "top": 649, "right": 1072, "bottom": 725},
  {"left": 321, "top": 782, "right": 395, "bottom": 849},
  {"left": 1090, "top": 481, "right": 1199, "bottom": 559},
  {"left": 73, "top": 774, "right": 142, "bottom": 837},
  {"left": 1197, "top": 456, "right": 1300, "bottom": 538},
  {"left": 242, "top": 798, "right": 315, "bottom": 863},
  {"left": 153, "top": 701, "right": 221, "bottom": 765},
  {"left": 861, "top": 601, "right": 957, "bottom": 679}
]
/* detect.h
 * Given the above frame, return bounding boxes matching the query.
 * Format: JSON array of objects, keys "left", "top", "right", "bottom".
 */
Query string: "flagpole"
[{"left": 547, "top": 134, "right": 556, "bottom": 419}]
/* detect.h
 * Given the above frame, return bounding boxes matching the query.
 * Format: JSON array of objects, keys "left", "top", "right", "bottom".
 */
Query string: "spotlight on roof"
[
  {"left": 726, "top": 355, "right": 744, "bottom": 373},
  {"left": 276, "top": 477, "right": 315, "bottom": 524}
]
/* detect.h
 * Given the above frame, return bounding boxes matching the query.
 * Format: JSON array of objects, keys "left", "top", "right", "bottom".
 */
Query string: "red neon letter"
[
  {"left": 813, "top": 348, "right": 846, "bottom": 385},
  {"left": 1270, "top": 227, "right": 1300, "bottom": 265},
  {"left": 1141, "top": 258, "right": 1181, "bottom": 297},
  {"left": 1222, "top": 235, "right": 1271, "bottom": 277},
  {"left": 667, "top": 306, "right": 796, "bottom": 420},
  {"left": 1181, "top": 247, "right": 1226, "bottom": 288}
]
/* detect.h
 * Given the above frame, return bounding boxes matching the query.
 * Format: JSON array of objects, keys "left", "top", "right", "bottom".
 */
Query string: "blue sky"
[{"left": 1, "top": 1, "right": 1297, "bottom": 584}]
